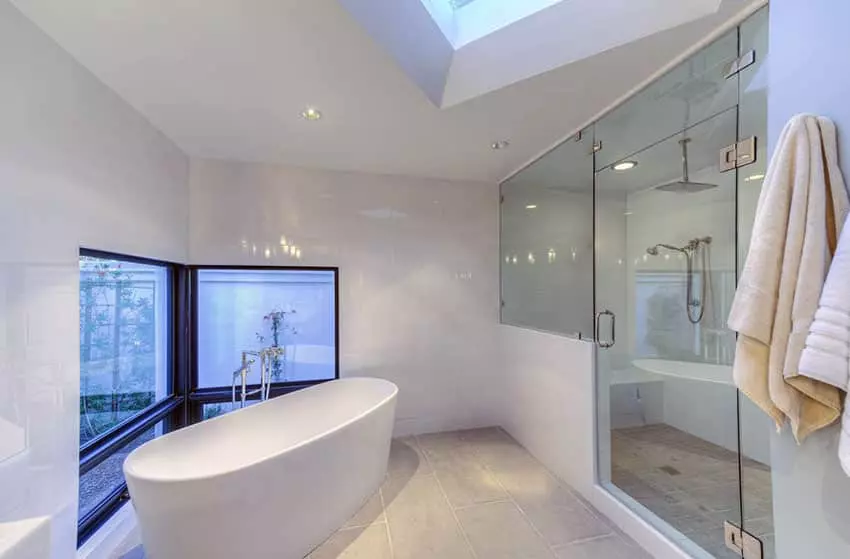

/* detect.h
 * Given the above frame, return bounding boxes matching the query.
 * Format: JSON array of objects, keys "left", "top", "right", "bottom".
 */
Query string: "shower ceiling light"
[
  {"left": 525, "top": 204, "right": 537, "bottom": 209},
  {"left": 612, "top": 161, "right": 638, "bottom": 171},
  {"left": 301, "top": 107, "right": 322, "bottom": 121}
]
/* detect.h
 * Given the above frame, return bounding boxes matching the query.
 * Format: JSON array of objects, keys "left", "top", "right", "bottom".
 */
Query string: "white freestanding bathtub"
[{"left": 124, "top": 377, "right": 398, "bottom": 559}]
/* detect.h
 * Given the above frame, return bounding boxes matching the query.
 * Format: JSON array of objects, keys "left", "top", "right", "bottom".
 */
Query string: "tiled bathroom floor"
[
  {"left": 611, "top": 424, "right": 774, "bottom": 559},
  {"left": 309, "top": 427, "right": 651, "bottom": 559}
]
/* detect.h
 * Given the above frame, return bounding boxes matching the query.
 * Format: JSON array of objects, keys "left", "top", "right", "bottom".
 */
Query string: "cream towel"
[
  {"left": 799, "top": 214, "right": 850, "bottom": 474},
  {"left": 728, "top": 114, "right": 849, "bottom": 443}
]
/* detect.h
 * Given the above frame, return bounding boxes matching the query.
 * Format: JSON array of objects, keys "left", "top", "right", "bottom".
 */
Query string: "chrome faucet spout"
[{"left": 231, "top": 346, "right": 287, "bottom": 407}]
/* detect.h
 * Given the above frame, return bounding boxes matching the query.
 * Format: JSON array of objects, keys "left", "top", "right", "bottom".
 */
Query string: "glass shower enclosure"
[{"left": 500, "top": 7, "right": 770, "bottom": 558}]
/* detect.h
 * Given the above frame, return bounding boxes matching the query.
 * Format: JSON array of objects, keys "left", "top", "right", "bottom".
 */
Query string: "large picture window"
[
  {"left": 195, "top": 268, "right": 339, "bottom": 389},
  {"left": 79, "top": 256, "right": 171, "bottom": 442},
  {"left": 77, "top": 250, "right": 183, "bottom": 545},
  {"left": 77, "top": 259, "right": 338, "bottom": 543}
]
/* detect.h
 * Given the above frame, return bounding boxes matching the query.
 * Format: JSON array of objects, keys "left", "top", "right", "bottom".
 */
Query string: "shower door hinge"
[
  {"left": 592, "top": 141, "right": 602, "bottom": 153},
  {"left": 719, "top": 136, "right": 757, "bottom": 172},
  {"left": 724, "top": 49, "right": 756, "bottom": 79},
  {"left": 724, "top": 521, "right": 764, "bottom": 559},
  {"left": 574, "top": 131, "right": 583, "bottom": 142}
]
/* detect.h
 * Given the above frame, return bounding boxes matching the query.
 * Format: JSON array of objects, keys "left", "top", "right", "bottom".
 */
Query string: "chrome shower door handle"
[{"left": 595, "top": 310, "right": 616, "bottom": 348}]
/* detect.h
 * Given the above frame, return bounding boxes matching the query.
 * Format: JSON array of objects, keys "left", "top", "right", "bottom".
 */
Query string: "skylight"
[
  {"left": 422, "top": 0, "right": 566, "bottom": 49},
  {"left": 448, "top": 0, "right": 480, "bottom": 9}
]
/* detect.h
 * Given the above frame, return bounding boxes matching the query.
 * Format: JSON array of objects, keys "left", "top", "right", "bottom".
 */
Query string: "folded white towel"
[
  {"left": 799, "top": 214, "right": 850, "bottom": 475},
  {"left": 728, "top": 114, "right": 849, "bottom": 442}
]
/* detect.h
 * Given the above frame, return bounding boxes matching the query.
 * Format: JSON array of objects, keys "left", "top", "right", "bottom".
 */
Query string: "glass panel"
[
  {"left": 500, "top": 127, "right": 595, "bottom": 338},
  {"left": 595, "top": 108, "right": 742, "bottom": 558},
  {"left": 202, "top": 400, "right": 258, "bottom": 420},
  {"left": 594, "top": 28, "right": 739, "bottom": 172},
  {"left": 78, "top": 421, "right": 163, "bottom": 519},
  {"left": 196, "top": 269, "right": 337, "bottom": 387},
  {"left": 79, "top": 256, "right": 171, "bottom": 445},
  {"left": 737, "top": 7, "right": 775, "bottom": 559}
]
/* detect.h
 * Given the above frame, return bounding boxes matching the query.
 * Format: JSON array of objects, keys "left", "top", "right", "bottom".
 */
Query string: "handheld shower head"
[{"left": 646, "top": 246, "right": 660, "bottom": 256}]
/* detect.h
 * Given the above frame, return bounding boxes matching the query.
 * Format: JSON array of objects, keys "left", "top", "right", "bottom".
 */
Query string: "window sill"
[{"left": 77, "top": 502, "right": 139, "bottom": 559}]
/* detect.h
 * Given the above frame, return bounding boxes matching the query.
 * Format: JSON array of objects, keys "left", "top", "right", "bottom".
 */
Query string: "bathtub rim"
[{"left": 123, "top": 376, "right": 398, "bottom": 484}]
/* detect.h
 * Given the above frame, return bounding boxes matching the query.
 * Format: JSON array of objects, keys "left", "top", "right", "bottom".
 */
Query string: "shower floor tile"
[{"left": 611, "top": 423, "right": 774, "bottom": 559}]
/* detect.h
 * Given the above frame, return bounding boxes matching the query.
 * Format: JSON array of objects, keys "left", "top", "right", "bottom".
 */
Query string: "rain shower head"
[
  {"left": 646, "top": 243, "right": 687, "bottom": 256},
  {"left": 656, "top": 137, "right": 717, "bottom": 194},
  {"left": 655, "top": 180, "right": 718, "bottom": 194}
]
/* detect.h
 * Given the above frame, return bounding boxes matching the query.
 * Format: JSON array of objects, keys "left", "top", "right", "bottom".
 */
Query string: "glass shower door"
[{"left": 594, "top": 106, "right": 743, "bottom": 558}]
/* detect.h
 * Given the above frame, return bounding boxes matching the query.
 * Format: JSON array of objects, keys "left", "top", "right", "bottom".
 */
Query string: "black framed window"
[
  {"left": 77, "top": 260, "right": 338, "bottom": 542},
  {"left": 77, "top": 250, "right": 186, "bottom": 545},
  {"left": 189, "top": 266, "right": 340, "bottom": 418}
]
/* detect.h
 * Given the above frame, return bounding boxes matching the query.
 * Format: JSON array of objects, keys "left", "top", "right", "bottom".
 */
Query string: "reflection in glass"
[
  {"left": 79, "top": 256, "right": 171, "bottom": 444},
  {"left": 202, "top": 400, "right": 258, "bottom": 420},
  {"left": 500, "top": 128, "right": 594, "bottom": 338},
  {"left": 594, "top": 27, "right": 738, "bottom": 172},
  {"left": 196, "top": 269, "right": 337, "bottom": 388},
  {"left": 596, "top": 108, "right": 744, "bottom": 558},
  {"left": 78, "top": 422, "right": 163, "bottom": 519}
]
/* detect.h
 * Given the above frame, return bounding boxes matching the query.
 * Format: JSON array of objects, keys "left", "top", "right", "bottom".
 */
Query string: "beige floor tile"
[
  {"left": 384, "top": 474, "right": 474, "bottom": 559},
  {"left": 343, "top": 491, "right": 385, "bottom": 529},
  {"left": 457, "top": 426, "right": 512, "bottom": 444},
  {"left": 522, "top": 503, "right": 613, "bottom": 547},
  {"left": 434, "top": 458, "right": 509, "bottom": 508},
  {"left": 456, "top": 501, "right": 554, "bottom": 559},
  {"left": 489, "top": 458, "right": 582, "bottom": 510},
  {"left": 387, "top": 437, "right": 432, "bottom": 480},
  {"left": 415, "top": 431, "right": 467, "bottom": 465},
  {"left": 553, "top": 535, "right": 650, "bottom": 559},
  {"left": 308, "top": 524, "right": 392, "bottom": 559}
]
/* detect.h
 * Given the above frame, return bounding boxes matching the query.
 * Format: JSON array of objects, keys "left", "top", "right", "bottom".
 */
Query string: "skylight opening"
[
  {"left": 448, "top": 0, "right": 480, "bottom": 10},
  {"left": 422, "top": 0, "right": 567, "bottom": 49}
]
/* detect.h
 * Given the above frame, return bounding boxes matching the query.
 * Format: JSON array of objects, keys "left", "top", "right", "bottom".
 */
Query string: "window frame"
[
  {"left": 186, "top": 265, "right": 340, "bottom": 423},
  {"left": 77, "top": 249, "right": 189, "bottom": 545},
  {"left": 77, "top": 260, "right": 340, "bottom": 544}
]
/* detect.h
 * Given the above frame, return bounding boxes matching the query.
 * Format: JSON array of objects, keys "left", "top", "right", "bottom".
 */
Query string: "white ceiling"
[{"left": 11, "top": 0, "right": 756, "bottom": 183}]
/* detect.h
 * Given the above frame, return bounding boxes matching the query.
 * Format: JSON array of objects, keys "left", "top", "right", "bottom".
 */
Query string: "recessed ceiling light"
[
  {"left": 491, "top": 140, "right": 510, "bottom": 150},
  {"left": 301, "top": 107, "right": 322, "bottom": 121},
  {"left": 612, "top": 161, "right": 638, "bottom": 171},
  {"left": 525, "top": 204, "right": 537, "bottom": 209}
]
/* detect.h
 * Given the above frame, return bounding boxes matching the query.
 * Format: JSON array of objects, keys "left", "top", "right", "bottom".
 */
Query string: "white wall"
[
  {"left": 767, "top": 1, "right": 850, "bottom": 557},
  {"left": 188, "top": 159, "right": 501, "bottom": 437},
  {"left": 499, "top": 327, "right": 596, "bottom": 495},
  {"left": 0, "top": 2, "right": 189, "bottom": 556}
]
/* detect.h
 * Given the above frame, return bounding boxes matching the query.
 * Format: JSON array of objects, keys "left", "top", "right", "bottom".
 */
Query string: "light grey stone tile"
[
  {"left": 309, "top": 524, "right": 392, "bottom": 559},
  {"left": 456, "top": 501, "right": 554, "bottom": 559},
  {"left": 343, "top": 491, "right": 385, "bottom": 529},
  {"left": 553, "top": 535, "right": 651, "bottom": 559},
  {"left": 387, "top": 437, "right": 431, "bottom": 480},
  {"left": 433, "top": 458, "right": 509, "bottom": 508},
  {"left": 522, "top": 503, "right": 613, "bottom": 547},
  {"left": 384, "top": 474, "right": 473, "bottom": 559}
]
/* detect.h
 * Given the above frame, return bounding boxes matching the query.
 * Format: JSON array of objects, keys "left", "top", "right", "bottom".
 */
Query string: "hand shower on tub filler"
[{"left": 232, "top": 346, "right": 285, "bottom": 407}]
